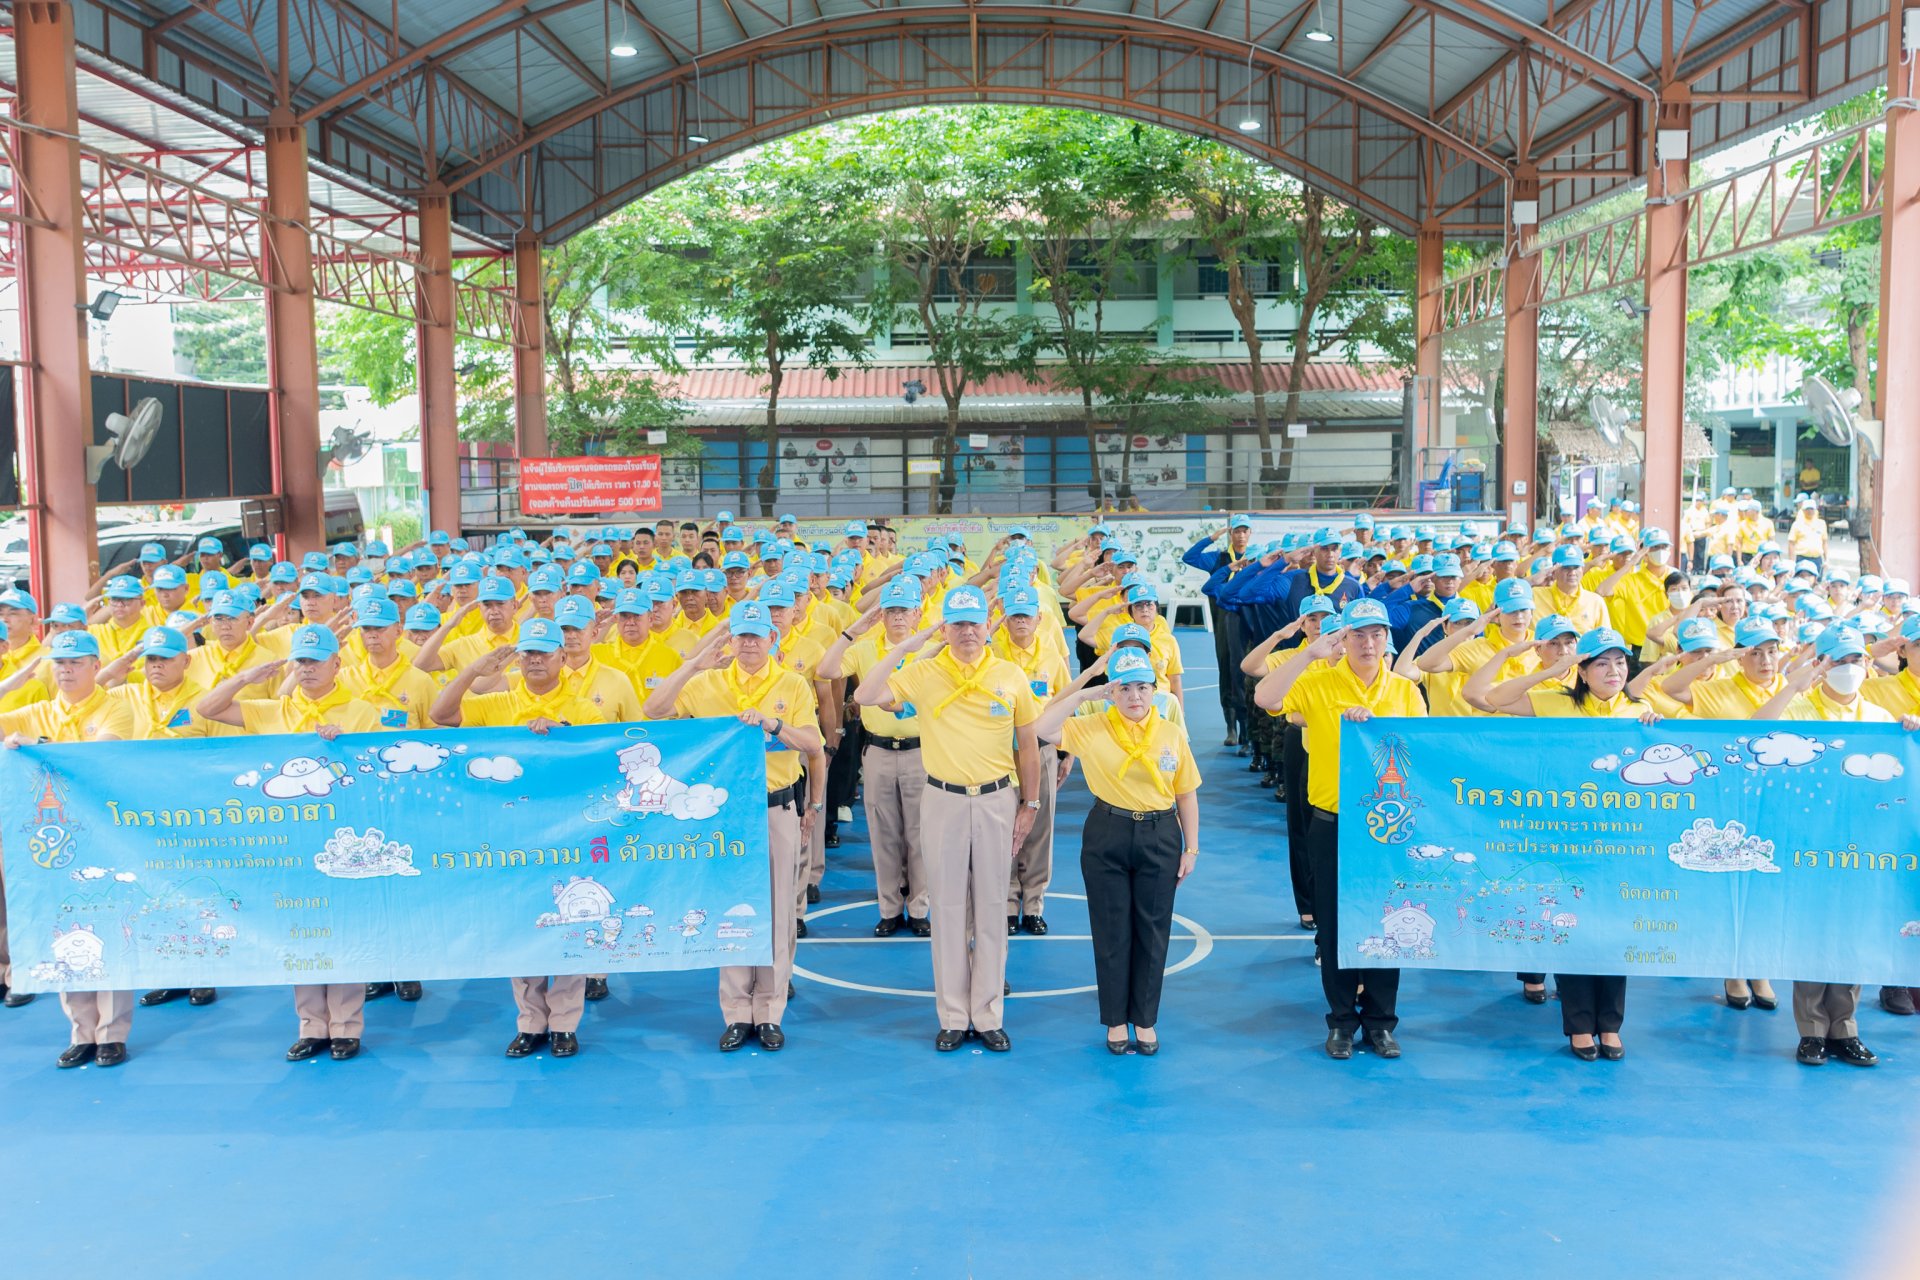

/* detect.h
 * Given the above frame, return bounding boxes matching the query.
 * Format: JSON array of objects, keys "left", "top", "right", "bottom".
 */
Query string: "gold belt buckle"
[
  {"left": 1130, "top": 810, "right": 1145, "bottom": 822},
  {"left": 965, "top": 783, "right": 981, "bottom": 796}
]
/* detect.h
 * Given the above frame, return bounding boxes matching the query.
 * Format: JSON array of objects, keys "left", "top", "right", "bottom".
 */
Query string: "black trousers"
[
  {"left": 1081, "top": 803, "right": 1183, "bottom": 1028},
  {"left": 823, "top": 719, "right": 863, "bottom": 839},
  {"left": 1557, "top": 974, "right": 1626, "bottom": 1035},
  {"left": 1244, "top": 674, "right": 1274, "bottom": 764},
  {"left": 1306, "top": 810, "right": 1399, "bottom": 1033},
  {"left": 1209, "top": 603, "right": 1240, "bottom": 732},
  {"left": 1281, "top": 724, "right": 1312, "bottom": 917}
]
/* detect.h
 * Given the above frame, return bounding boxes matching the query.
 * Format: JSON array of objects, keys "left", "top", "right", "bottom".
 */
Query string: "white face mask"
[
  {"left": 1668, "top": 591, "right": 1692, "bottom": 609},
  {"left": 1825, "top": 663, "right": 1867, "bottom": 697}
]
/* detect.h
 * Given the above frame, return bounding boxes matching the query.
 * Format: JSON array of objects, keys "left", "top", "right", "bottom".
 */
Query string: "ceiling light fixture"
[
  {"left": 611, "top": 1, "right": 636, "bottom": 57},
  {"left": 1238, "top": 44, "right": 1261, "bottom": 131},
  {"left": 1305, "top": 0, "right": 1335, "bottom": 42},
  {"left": 687, "top": 56, "right": 707, "bottom": 147}
]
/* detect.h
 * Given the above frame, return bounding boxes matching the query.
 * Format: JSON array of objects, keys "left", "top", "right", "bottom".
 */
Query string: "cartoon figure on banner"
[
  {"left": 1363, "top": 735, "right": 1421, "bottom": 845},
  {"left": 24, "top": 770, "right": 80, "bottom": 869},
  {"left": 1356, "top": 901, "right": 1437, "bottom": 960},
  {"left": 1619, "top": 742, "right": 1715, "bottom": 786},
  {"left": 612, "top": 740, "right": 728, "bottom": 819},
  {"left": 30, "top": 924, "right": 106, "bottom": 984},
  {"left": 677, "top": 907, "right": 708, "bottom": 939},
  {"left": 261, "top": 756, "right": 352, "bottom": 799}
]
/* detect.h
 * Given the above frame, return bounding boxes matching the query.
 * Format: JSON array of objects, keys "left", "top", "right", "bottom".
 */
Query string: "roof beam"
[{"left": 293, "top": 0, "right": 550, "bottom": 125}]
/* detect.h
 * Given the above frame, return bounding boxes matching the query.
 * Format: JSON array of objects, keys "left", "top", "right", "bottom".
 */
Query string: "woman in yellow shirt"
[
  {"left": 1474, "top": 627, "right": 1659, "bottom": 1061},
  {"left": 1035, "top": 647, "right": 1200, "bottom": 1056}
]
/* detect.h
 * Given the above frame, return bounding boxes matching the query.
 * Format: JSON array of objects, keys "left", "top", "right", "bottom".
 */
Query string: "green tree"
[
  {"left": 171, "top": 303, "right": 267, "bottom": 383},
  {"left": 681, "top": 141, "right": 876, "bottom": 516}
]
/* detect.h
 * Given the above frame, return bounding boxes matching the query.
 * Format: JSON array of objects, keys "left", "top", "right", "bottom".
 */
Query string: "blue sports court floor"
[{"left": 2, "top": 630, "right": 1913, "bottom": 1277}]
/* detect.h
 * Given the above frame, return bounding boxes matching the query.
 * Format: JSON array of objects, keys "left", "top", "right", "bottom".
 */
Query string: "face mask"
[
  {"left": 1668, "top": 591, "right": 1691, "bottom": 609},
  {"left": 1825, "top": 664, "right": 1867, "bottom": 697}
]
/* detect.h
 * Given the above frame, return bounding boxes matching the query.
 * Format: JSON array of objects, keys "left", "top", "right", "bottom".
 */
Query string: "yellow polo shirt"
[
  {"left": 1864, "top": 669, "right": 1920, "bottom": 720},
  {"left": 442, "top": 628, "right": 515, "bottom": 672},
  {"left": 1279, "top": 658, "right": 1426, "bottom": 813},
  {"left": 87, "top": 617, "right": 149, "bottom": 663},
  {"left": 188, "top": 632, "right": 291, "bottom": 698},
  {"left": 673, "top": 663, "right": 818, "bottom": 791},
  {"left": 1683, "top": 672, "right": 1784, "bottom": 720},
  {"left": 593, "top": 634, "right": 682, "bottom": 692},
  {"left": 341, "top": 656, "right": 442, "bottom": 730},
  {"left": 238, "top": 686, "right": 384, "bottom": 735},
  {"left": 1784, "top": 686, "right": 1892, "bottom": 723},
  {"left": 459, "top": 678, "right": 602, "bottom": 729},
  {"left": 112, "top": 677, "right": 212, "bottom": 738},
  {"left": 886, "top": 651, "right": 1040, "bottom": 786},
  {"left": 1532, "top": 583, "right": 1608, "bottom": 634},
  {"left": 562, "top": 659, "right": 645, "bottom": 722},
  {"left": 0, "top": 686, "right": 135, "bottom": 742},
  {"left": 844, "top": 632, "right": 925, "bottom": 740},
  {"left": 1527, "top": 688, "right": 1646, "bottom": 718},
  {"left": 992, "top": 635, "right": 1071, "bottom": 704},
  {"left": 1060, "top": 706, "right": 1200, "bottom": 812}
]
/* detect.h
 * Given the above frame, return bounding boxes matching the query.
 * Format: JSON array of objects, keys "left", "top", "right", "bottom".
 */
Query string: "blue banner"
[
  {"left": 0, "top": 721, "right": 772, "bottom": 993},
  {"left": 1337, "top": 719, "right": 1920, "bottom": 985}
]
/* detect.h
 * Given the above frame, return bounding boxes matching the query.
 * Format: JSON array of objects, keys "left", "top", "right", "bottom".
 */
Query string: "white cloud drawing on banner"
[
  {"left": 467, "top": 755, "right": 525, "bottom": 783},
  {"left": 1843, "top": 753, "right": 1904, "bottom": 782},
  {"left": 379, "top": 741, "right": 449, "bottom": 774}
]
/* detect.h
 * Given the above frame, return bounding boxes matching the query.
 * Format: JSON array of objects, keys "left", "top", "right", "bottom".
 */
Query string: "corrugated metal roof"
[{"left": 658, "top": 360, "right": 1408, "bottom": 401}]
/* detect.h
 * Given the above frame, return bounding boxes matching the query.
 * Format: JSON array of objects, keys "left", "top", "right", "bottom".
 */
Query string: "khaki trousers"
[
  {"left": 863, "top": 743, "right": 928, "bottom": 920},
  {"left": 295, "top": 983, "right": 366, "bottom": 1039},
  {"left": 922, "top": 783, "right": 1016, "bottom": 1033},
  {"left": 803, "top": 764, "right": 827, "bottom": 894},
  {"left": 62, "top": 990, "right": 134, "bottom": 1045},
  {"left": 1792, "top": 981, "right": 1860, "bottom": 1039},
  {"left": 1007, "top": 762, "right": 1057, "bottom": 916},
  {"left": 720, "top": 799, "right": 799, "bottom": 1025},
  {"left": 511, "top": 976, "right": 587, "bottom": 1034}
]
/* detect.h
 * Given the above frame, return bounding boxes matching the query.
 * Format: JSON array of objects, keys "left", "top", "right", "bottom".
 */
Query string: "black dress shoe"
[
  {"left": 1598, "top": 1041, "right": 1625, "bottom": 1061},
  {"left": 1752, "top": 992, "right": 1777, "bottom": 1011},
  {"left": 395, "top": 982, "right": 423, "bottom": 1002},
  {"left": 824, "top": 832, "right": 840, "bottom": 848},
  {"left": 329, "top": 1038, "right": 361, "bottom": 1061},
  {"left": 550, "top": 1031, "right": 579, "bottom": 1057},
  {"left": 1325, "top": 1028, "right": 1355, "bottom": 1060},
  {"left": 788, "top": 981, "right": 795, "bottom": 1000},
  {"left": 94, "top": 1042, "right": 128, "bottom": 1067},
  {"left": 756, "top": 1023, "right": 785, "bottom": 1051},
  {"left": 1004, "top": 980, "right": 1012, "bottom": 996},
  {"left": 908, "top": 917, "right": 932, "bottom": 937},
  {"left": 139, "top": 989, "right": 185, "bottom": 1007},
  {"left": 979, "top": 1028, "right": 1011, "bottom": 1052},
  {"left": 1133, "top": 1037, "right": 1159, "bottom": 1057},
  {"left": 1260, "top": 772, "right": 1279, "bottom": 788},
  {"left": 364, "top": 982, "right": 396, "bottom": 999},
  {"left": 1023, "top": 915, "right": 1049, "bottom": 936},
  {"left": 584, "top": 977, "right": 610, "bottom": 1002},
  {"left": 935, "top": 1028, "right": 968, "bottom": 1052},
  {"left": 1796, "top": 1036, "right": 1829, "bottom": 1065},
  {"left": 57, "top": 1043, "right": 97, "bottom": 1069},
  {"left": 806, "top": 884, "right": 821, "bottom": 904},
  {"left": 1881, "top": 985, "right": 1915, "bottom": 1015},
  {"left": 1007, "top": 914, "right": 1019, "bottom": 936},
  {"left": 1569, "top": 1039, "right": 1600, "bottom": 1062},
  {"left": 1366, "top": 1029, "right": 1402, "bottom": 1058},
  {"left": 1726, "top": 993, "right": 1753, "bottom": 1010},
  {"left": 1107, "top": 1036, "right": 1132, "bottom": 1055},
  {"left": 1828, "top": 1036, "right": 1879, "bottom": 1067},
  {"left": 1299, "top": 918, "right": 1318, "bottom": 932},
  {"left": 505, "top": 1032, "right": 549, "bottom": 1058},
  {"left": 286, "top": 1037, "right": 329, "bottom": 1062},
  {"left": 719, "top": 1022, "right": 753, "bottom": 1052},
  {"left": 795, "top": 919, "right": 808, "bottom": 939},
  {"left": 5, "top": 991, "right": 36, "bottom": 1008},
  {"left": 874, "top": 914, "right": 904, "bottom": 937},
  {"left": 188, "top": 988, "right": 218, "bottom": 1006},
  {"left": 1246, "top": 756, "right": 1264, "bottom": 771},
  {"left": 1523, "top": 987, "right": 1549, "bottom": 1005}
]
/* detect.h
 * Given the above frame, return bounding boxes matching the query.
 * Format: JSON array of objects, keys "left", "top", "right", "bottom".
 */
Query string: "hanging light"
[
  {"left": 611, "top": 1, "right": 636, "bottom": 57},
  {"left": 687, "top": 57, "right": 708, "bottom": 147},
  {"left": 1305, "top": 0, "right": 1335, "bottom": 41},
  {"left": 1237, "top": 45, "right": 1261, "bottom": 131}
]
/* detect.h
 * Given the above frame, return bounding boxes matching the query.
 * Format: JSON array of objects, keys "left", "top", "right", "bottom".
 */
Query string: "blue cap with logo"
[
  {"left": 477, "top": 576, "right": 517, "bottom": 604},
  {"left": 1733, "top": 617, "right": 1781, "bottom": 649},
  {"left": 566, "top": 561, "right": 601, "bottom": 587},
  {"left": 138, "top": 626, "right": 190, "bottom": 660},
  {"left": 721, "top": 551, "right": 751, "bottom": 571},
  {"left": 1534, "top": 614, "right": 1580, "bottom": 641},
  {"left": 728, "top": 601, "right": 776, "bottom": 637},
  {"left": 1550, "top": 544, "right": 1585, "bottom": 569},
  {"left": 1816, "top": 625, "right": 1868, "bottom": 661},
  {"left": 1299, "top": 595, "right": 1337, "bottom": 618},
  {"left": 941, "top": 586, "right": 990, "bottom": 625},
  {"left": 1111, "top": 622, "right": 1152, "bottom": 648},
  {"left": 527, "top": 565, "right": 565, "bottom": 594},
  {"left": 268, "top": 562, "right": 299, "bottom": 584},
  {"left": 1431, "top": 553, "right": 1464, "bottom": 578},
  {"left": 613, "top": 588, "right": 651, "bottom": 616},
  {"left": 1002, "top": 586, "right": 1042, "bottom": 617},
  {"left": 44, "top": 603, "right": 89, "bottom": 626},
  {"left": 385, "top": 578, "right": 419, "bottom": 601},
  {"left": 553, "top": 596, "right": 597, "bottom": 630},
  {"left": 1492, "top": 578, "right": 1535, "bottom": 614},
  {"left": 50, "top": 630, "right": 101, "bottom": 659},
  {"left": 206, "top": 590, "right": 251, "bottom": 619},
  {"left": 1573, "top": 627, "right": 1628, "bottom": 659},
  {"left": 1340, "top": 598, "right": 1392, "bottom": 631},
  {"left": 1108, "top": 649, "right": 1157, "bottom": 686},
  {"left": 404, "top": 604, "right": 442, "bottom": 631},
  {"left": 879, "top": 578, "right": 922, "bottom": 611},
  {"left": 0, "top": 588, "right": 35, "bottom": 614},
  {"left": 196, "top": 537, "right": 225, "bottom": 556},
  {"left": 151, "top": 565, "right": 188, "bottom": 590},
  {"left": 756, "top": 582, "right": 798, "bottom": 609},
  {"left": 105, "top": 576, "right": 147, "bottom": 600},
  {"left": 288, "top": 624, "right": 340, "bottom": 662},
  {"left": 139, "top": 542, "right": 167, "bottom": 564},
  {"left": 1674, "top": 617, "right": 1720, "bottom": 652},
  {"left": 1441, "top": 598, "right": 1481, "bottom": 624},
  {"left": 196, "top": 571, "right": 233, "bottom": 600},
  {"left": 514, "top": 618, "right": 563, "bottom": 653},
  {"left": 351, "top": 596, "right": 399, "bottom": 628}
]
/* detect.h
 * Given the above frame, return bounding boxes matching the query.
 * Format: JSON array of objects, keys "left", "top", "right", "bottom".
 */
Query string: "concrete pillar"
[
  {"left": 262, "top": 110, "right": 326, "bottom": 556},
  {"left": 1874, "top": 0, "right": 1920, "bottom": 573},
  {"left": 1154, "top": 246, "right": 1174, "bottom": 349},
  {"left": 14, "top": 1, "right": 97, "bottom": 604},
  {"left": 1502, "top": 169, "right": 1540, "bottom": 529},
  {"left": 1414, "top": 221, "right": 1444, "bottom": 466},
  {"left": 416, "top": 189, "right": 461, "bottom": 536},
  {"left": 512, "top": 230, "right": 548, "bottom": 460},
  {"left": 1773, "top": 415, "right": 1796, "bottom": 511},
  {"left": 1640, "top": 97, "right": 1692, "bottom": 539}
]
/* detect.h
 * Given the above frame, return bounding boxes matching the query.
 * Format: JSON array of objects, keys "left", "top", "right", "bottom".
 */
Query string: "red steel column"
[
  {"left": 1874, "top": 0, "right": 1920, "bottom": 574},
  {"left": 512, "top": 230, "right": 549, "bottom": 460},
  {"left": 416, "top": 188, "right": 461, "bottom": 536},
  {"left": 1414, "top": 220, "right": 1444, "bottom": 463},
  {"left": 262, "top": 109, "right": 326, "bottom": 555},
  {"left": 1640, "top": 97, "right": 1692, "bottom": 538},
  {"left": 1502, "top": 169, "right": 1540, "bottom": 530},
  {"left": 14, "top": 1, "right": 97, "bottom": 605}
]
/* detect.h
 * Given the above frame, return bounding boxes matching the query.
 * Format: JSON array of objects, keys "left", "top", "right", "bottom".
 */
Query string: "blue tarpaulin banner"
[
  {"left": 0, "top": 721, "right": 772, "bottom": 993},
  {"left": 1337, "top": 719, "right": 1920, "bottom": 985}
]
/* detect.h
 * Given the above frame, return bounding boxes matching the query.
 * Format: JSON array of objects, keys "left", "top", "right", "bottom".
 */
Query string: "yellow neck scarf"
[
  {"left": 723, "top": 660, "right": 783, "bottom": 714},
  {"left": 1309, "top": 567, "right": 1346, "bottom": 595},
  {"left": 930, "top": 648, "right": 1013, "bottom": 717},
  {"left": 49, "top": 686, "right": 110, "bottom": 739},
  {"left": 355, "top": 652, "right": 411, "bottom": 704},
  {"left": 285, "top": 684, "right": 355, "bottom": 733},
  {"left": 1105, "top": 705, "right": 1171, "bottom": 797},
  {"left": 205, "top": 636, "right": 258, "bottom": 681}
]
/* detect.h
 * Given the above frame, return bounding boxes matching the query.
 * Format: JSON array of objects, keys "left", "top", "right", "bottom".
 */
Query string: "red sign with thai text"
[{"left": 519, "top": 455, "right": 663, "bottom": 515}]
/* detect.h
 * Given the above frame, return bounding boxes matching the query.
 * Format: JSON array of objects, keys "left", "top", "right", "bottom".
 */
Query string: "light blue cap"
[
  {"left": 554, "top": 596, "right": 597, "bottom": 630},
  {"left": 879, "top": 578, "right": 922, "bottom": 610},
  {"left": 0, "top": 588, "right": 36, "bottom": 614},
  {"left": 138, "top": 542, "right": 166, "bottom": 563},
  {"left": 1573, "top": 627, "right": 1628, "bottom": 659},
  {"left": 1815, "top": 625, "right": 1868, "bottom": 661},
  {"left": 105, "top": 576, "right": 147, "bottom": 600},
  {"left": 1228, "top": 514, "right": 1252, "bottom": 530},
  {"left": 44, "top": 603, "right": 89, "bottom": 626},
  {"left": 844, "top": 520, "right": 868, "bottom": 536},
  {"left": 1550, "top": 545, "right": 1585, "bottom": 568},
  {"left": 196, "top": 537, "right": 224, "bottom": 556},
  {"left": 613, "top": 588, "right": 651, "bottom": 616},
  {"left": 477, "top": 576, "right": 517, "bottom": 603},
  {"left": 728, "top": 602, "right": 776, "bottom": 637},
  {"left": 1674, "top": 618, "right": 1720, "bottom": 652},
  {"left": 1111, "top": 622, "right": 1152, "bottom": 647},
  {"left": 941, "top": 586, "right": 990, "bottom": 625},
  {"left": 1535, "top": 614, "right": 1580, "bottom": 641},
  {"left": 404, "top": 604, "right": 442, "bottom": 631},
  {"left": 353, "top": 597, "right": 400, "bottom": 628},
  {"left": 151, "top": 565, "right": 188, "bottom": 590},
  {"left": 206, "top": 591, "right": 251, "bottom": 619},
  {"left": 49, "top": 631, "right": 101, "bottom": 659},
  {"left": 527, "top": 565, "right": 565, "bottom": 594},
  {"left": 1339, "top": 598, "right": 1392, "bottom": 630},
  {"left": 1733, "top": 618, "right": 1781, "bottom": 649},
  {"left": 757, "top": 582, "right": 798, "bottom": 608},
  {"left": 385, "top": 579, "right": 419, "bottom": 601},
  {"left": 197, "top": 571, "right": 233, "bottom": 600},
  {"left": 567, "top": 561, "right": 601, "bottom": 586},
  {"left": 1003, "top": 586, "right": 1041, "bottom": 617},
  {"left": 515, "top": 618, "right": 563, "bottom": 653},
  {"left": 1442, "top": 598, "right": 1481, "bottom": 624},
  {"left": 1490, "top": 541, "right": 1519, "bottom": 562},
  {"left": 1125, "top": 585, "right": 1159, "bottom": 607},
  {"left": 1493, "top": 578, "right": 1535, "bottom": 614},
  {"left": 1300, "top": 595, "right": 1336, "bottom": 618},
  {"left": 269, "top": 562, "right": 300, "bottom": 584},
  {"left": 1409, "top": 554, "right": 1435, "bottom": 574},
  {"left": 1108, "top": 649, "right": 1157, "bottom": 686},
  {"left": 722, "top": 551, "right": 751, "bottom": 571},
  {"left": 447, "top": 563, "right": 482, "bottom": 586},
  {"left": 1432, "top": 554, "right": 1464, "bottom": 578},
  {"left": 138, "top": 626, "right": 189, "bottom": 659},
  {"left": 288, "top": 624, "right": 339, "bottom": 662}
]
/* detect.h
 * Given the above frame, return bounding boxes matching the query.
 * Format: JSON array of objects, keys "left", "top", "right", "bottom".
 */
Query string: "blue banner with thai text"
[
  {"left": 1337, "top": 719, "right": 1920, "bottom": 985},
  {"left": 0, "top": 721, "right": 772, "bottom": 993}
]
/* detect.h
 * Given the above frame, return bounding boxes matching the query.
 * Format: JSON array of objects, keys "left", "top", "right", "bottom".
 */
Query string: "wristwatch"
[
  {"left": 1023, "top": 799, "right": 1042, "bottom": 811},
  {"left": 810, "top": 802, "right": 825, "bottom": 813}
]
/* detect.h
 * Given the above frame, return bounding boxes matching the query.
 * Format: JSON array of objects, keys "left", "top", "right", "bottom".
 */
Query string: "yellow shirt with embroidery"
[
  {"left": 1279, "top": 658, "right": 1427, "bottom": 813},
  {"left": 1784, "top": 686, "right": 1893, "bottom": 723},
  {"left": 112, "top": 678, "right": 213, "bottom": 739},
  {"left": 673, "top": 663, "right": 818, "bottom": 791},
  {"left": 562, "top": 659, "right": 645, "bottom": 722},
  {"left": 1681, "top": 671, "right": 1785, "bottom": 720},
  {"left": 341, "top": 655, "right": 442, "bottom": 730},
  {"left": 0, "top": 686, "right": 135, "bottom": 742},
  {"left": 459, "top": 678, "right": 604, "bottom": 729},
  {"left": 238, "top": 686, "right": 384, "bottom": 735},
  {"left": 1060, "top": 707, "right": 1200, "bottom": 812},
  {"left": 886, "top": 652, "right": 1040, "bottom": 786},
  {"left": 992, "top": 635, "right": 1072, "bottom": 704},
  {"left": 1527, "top": 688, "right": 1647, "bottom": 718}
]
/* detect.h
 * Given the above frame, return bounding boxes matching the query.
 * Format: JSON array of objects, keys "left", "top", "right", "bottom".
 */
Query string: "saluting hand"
[{"left": 241, "top": 659, "right": 285, "bottom": 685}]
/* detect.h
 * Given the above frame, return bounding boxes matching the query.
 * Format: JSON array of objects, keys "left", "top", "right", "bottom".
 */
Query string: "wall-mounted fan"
[
  {"left": 87, "top": 397, "right": 165, "bottom": 483},
  {"left": 1801, "top": 376, "right": 1883, "bottom": 459},
  {"left": 322, "top": 424, "right": 374, "bottom": 467},
  {"left": 1588, "top": 394, "right": 1645, "bottom": 458}
]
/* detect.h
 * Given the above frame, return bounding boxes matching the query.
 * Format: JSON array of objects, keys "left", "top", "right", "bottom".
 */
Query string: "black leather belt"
[
  {"left": 1310, "top": 806, "right": 1338, "bottom": 823},
  {"left": 1094, "top": 799, "right": 1174, "bottom": 823},
  {"left": 926, "top": 775, "right": 1011, "bottom": 797},
  {"left": 867, "top": 736, "right": 922, "bottom": 752},
  {"left": 768, "top": 783, "right": 800, "bottom": 809}
]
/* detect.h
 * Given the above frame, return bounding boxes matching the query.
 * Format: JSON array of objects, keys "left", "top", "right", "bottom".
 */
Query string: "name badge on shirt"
[
  {"left": 166, "top": 709, "right": 191, "bottom": 728},
  {"left": 381, "top": 709, "right": 408, "bottom": 728},
  {"left": 644, "top": 677, "right": 661, "bottom": 689},
  {"left": 765, "top": 733, "right": 791, "bottom": 754},
  {"left": 989, "top": 700, "right": 1010, "bottom": 717},
  {"left": 1030, "top": 679, "right": 1050, "bottom": 698},
  {"left": 895, "top": 701, "right": 917, "bottom": 720}
]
